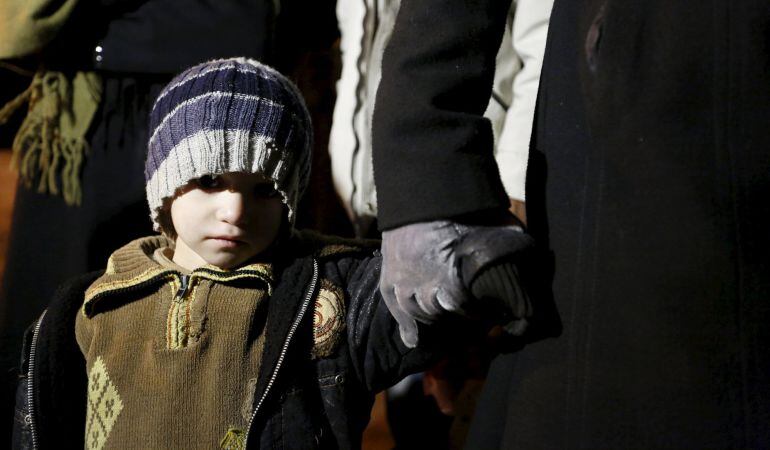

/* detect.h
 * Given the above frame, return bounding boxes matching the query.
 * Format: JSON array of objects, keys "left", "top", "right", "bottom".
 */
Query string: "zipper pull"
[{"left": 176, "top": 274, "right": 190, "bottom": 299}]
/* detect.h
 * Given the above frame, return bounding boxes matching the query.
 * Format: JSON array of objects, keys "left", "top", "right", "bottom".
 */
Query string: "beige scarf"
[{"left": 0, "top": 0, "right": 101, "bottom": 205}]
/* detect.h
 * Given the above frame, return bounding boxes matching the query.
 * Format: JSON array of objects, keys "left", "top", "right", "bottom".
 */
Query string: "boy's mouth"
[{"left": 210, "top": 236, "right": 247, "bottom": 247}]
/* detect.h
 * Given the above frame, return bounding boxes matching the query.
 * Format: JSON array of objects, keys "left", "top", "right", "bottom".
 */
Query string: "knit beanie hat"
[{"left": 145, "top": 57, "right": 312, "bottom": 232}]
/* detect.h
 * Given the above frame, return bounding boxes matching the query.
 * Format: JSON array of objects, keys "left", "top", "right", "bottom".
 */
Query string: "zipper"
[
  {"left": 88, "top": 268, "right": 271, "bottom": 309},
  {"left": 26, "top": 309, "right": 48, "bottom": 450},
  {"left": 176, "top": 274, "right": 191, "bottom": 299},
  {"left": 169, "top": 274, "right": 195, "bottom": 349},
  {"left": 244, "top": 258, "right": 319, "bottom": 448}
]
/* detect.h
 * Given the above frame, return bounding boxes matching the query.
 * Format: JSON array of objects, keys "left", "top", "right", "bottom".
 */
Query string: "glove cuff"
[
  {"left": 455, "top": 225, "right": 534, "bottom": 285},
  {"left": 469, "top": 261, "right": 531, "bottom": 319}
]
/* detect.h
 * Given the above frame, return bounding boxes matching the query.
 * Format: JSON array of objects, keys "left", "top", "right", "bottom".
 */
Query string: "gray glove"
[{"left": 379, "top": 220, "right": 534, "bottom": 347}]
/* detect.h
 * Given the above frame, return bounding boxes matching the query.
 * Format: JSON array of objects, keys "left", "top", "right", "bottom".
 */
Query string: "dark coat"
[
  {"left": 371, "top": 0, "right": 512, "bottom": 230},
  {"left": 373, "top": 0, "right": 770, "bottom": 448},
  {"left": 12, "top": 232, "right": 448, "bottom": 449}
]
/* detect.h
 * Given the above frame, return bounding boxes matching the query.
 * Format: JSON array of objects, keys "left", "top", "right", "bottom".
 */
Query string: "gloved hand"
[{"left": 379, "top": 220, "right": 534, "bottom": 347}]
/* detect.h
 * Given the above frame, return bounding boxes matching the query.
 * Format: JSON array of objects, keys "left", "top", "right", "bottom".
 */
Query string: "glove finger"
[
  {"left": 379, "top": 275, "right": 397, "bottom": 307},
  {"left": 398, "top": 317, "right": 420, "bottom": 348},
  {"left": 395, "top": 285, "right": 434, "bottom": 324},
  {"left": 417, "top": 285, "right": 445, "bottom": 317},
  {"left": 503, "top": 318, "right": 529, "bottom": 336},
  {"left": 437, "top": 262, "right": 468, "bottom": 313},
  {"left": 380, "top": 284, "right": 421, "bottom": 347},
  {"left": 435, "top": 285, "right": 467, "bottom": 314}
]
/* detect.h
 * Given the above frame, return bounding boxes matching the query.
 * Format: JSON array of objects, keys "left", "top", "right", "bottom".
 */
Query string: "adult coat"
[{"left": 373, "top": 0, "right": 770, "bottom": 447}]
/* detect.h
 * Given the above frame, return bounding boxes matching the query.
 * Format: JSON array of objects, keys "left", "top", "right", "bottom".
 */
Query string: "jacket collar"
[{"left": 83, "top": 235, "right": 273, "bottom": 317}]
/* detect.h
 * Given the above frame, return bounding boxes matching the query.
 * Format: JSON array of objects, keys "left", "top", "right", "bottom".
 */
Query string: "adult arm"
[
  {"left": 372, "top": 0, "right": 536, "bottom": 347},
  {"left": 372, "top": 0, "right": 514, "bottom": 230}
]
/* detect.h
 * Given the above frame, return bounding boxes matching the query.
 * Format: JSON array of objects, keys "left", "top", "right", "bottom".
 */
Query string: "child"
[{"left": 13, "top": 58, "right": 527, "bottom": 450}]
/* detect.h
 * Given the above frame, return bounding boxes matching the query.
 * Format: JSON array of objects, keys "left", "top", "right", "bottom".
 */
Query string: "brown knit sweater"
[{"left": 75, "top": 236, "right": 274, "bottom": 449}]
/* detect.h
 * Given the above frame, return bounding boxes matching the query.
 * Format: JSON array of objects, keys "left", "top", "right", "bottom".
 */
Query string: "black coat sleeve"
[
  {"left": 11, "top": 271, "right": 102, "bottom": 450},
  {"left": 337, "top": 253, "right": 480, "bottom": 393},
  {"left": 372, "top": 0, "right": 514, "bottom": 230}
]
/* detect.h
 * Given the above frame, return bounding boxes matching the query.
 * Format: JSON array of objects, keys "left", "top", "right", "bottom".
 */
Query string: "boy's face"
[{"left": 170, "top": 172, "right": 284, "bottom": 270}]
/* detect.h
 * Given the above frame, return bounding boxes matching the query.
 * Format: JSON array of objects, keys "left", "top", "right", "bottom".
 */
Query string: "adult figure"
[
  {"left": 330, "top": 1, "right": 550, "bottom": 447},
  {"left": 373, "top": 0, "right": 770, "bottom": 448},
  {"left": 330, "top": 0, "right": 551, "bottom": 236}
]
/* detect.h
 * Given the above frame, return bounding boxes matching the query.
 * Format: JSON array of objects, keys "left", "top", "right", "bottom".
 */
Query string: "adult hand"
[{"left": 379, "top": 220, "right": 534, "bottom": 347}]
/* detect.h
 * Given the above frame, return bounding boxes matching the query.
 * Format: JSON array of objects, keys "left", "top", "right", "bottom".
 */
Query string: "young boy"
[{"left": 13, "top": 58, "right": 528, "bottom": 449}]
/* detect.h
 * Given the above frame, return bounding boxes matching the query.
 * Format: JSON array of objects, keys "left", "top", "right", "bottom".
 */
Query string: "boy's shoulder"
[
  {"left": 288, "top": 231, "right": 381, "bottom": 360},
  {"left": 51, "top": 270, "right": 107, "bottom": 310},
  {"left": 82, "top": 235, "right": 174, "bottom": 317},
  {"left": 290, "top": 229, "right": 380, "bottom": 260}
]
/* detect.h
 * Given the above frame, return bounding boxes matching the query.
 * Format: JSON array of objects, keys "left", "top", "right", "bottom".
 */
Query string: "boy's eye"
[
  {"left": 196, "top": 175, "right": 221, "bottom": 189},
  {"left": 253, "top": 183, "right": 280, "bottom": 198}
]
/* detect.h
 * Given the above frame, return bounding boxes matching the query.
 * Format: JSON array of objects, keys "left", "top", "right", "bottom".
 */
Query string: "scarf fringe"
[
  {"left": 0, "top": 82, "right": 33, "bottom": 124},
  {"left": 2, "top": 70, "right": 99, "bottom": 206}
]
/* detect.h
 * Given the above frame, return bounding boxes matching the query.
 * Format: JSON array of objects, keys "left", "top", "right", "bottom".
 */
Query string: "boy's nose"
[{"left": 215, "top": 191, "right": 248, "bottom": 225}]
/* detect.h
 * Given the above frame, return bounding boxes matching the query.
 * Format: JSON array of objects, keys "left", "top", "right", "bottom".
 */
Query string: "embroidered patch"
[
  {"left": 85, "top": 356, "right": 124, "bottom": 450},
  {"left": 317, "top": 244, "right": 362, "bottom": 258},
  {"left": 311, "top": 279, "right": 345, "bottom": 359},
  {"left": 220, "top": 427, "right": 246, "bottom": 450}
]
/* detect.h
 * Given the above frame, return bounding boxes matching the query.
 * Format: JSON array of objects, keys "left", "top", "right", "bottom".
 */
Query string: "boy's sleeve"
[
  {"left": 12, "top": 320, "right": 38, "bottom": 447},
  {"left": 12, "top": 271, "right": 100, "bottom": 449},
  {"left": 337, "top": 253, "right": 459, "bottom": 393}
]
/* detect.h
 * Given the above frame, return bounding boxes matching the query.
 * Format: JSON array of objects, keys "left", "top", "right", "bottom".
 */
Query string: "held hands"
[{"left": 379, "top": 220, "right": 535, "bottom": 347}]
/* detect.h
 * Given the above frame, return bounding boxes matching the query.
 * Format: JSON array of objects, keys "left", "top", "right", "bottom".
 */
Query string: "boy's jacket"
[{"left": 12, "top": 231, "right": 449, "bottom": 449}]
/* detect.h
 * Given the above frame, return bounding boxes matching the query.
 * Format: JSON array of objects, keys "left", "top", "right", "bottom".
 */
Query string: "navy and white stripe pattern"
[{"left": 145, "top": 57, "right": 313, "bottom": 231}]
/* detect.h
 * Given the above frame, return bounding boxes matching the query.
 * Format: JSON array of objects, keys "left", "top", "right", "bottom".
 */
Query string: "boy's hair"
[{"left": 144, "top": 57, "right": 313, "bottom": 235}]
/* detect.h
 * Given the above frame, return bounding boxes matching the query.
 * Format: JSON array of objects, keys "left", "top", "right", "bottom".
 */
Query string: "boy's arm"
[
  {"left": 12, "top": 319, "right": 37, "bottom": 448},
  {"left": 12, "top": 271, "right": 101, "bottom": 449},
  {"left": 338, "top": 253, "right": 448, "bottom": 393},
  {"left": 338, "top": 249, "right": 520, "bottom": 393},
  {"left": 370, "top": 0, "right": 536, "bottom": 350}
]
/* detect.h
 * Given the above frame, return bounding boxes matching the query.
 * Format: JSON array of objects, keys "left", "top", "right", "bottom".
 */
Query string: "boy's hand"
[{"left": 379, "top": 220, "right": 534, "bottom": 347}]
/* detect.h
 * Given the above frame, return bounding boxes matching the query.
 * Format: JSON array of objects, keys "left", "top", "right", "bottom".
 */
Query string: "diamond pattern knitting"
[{"left": 85, "top": 356, "right": 124, "bottom": 450}]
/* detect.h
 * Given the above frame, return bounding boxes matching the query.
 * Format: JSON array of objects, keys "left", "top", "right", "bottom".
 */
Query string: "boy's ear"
[
  {"left": 155, "top": 182, "right": 195, "bottom": 239},
  {"left": 156, "top": 200, "right": 177, "bottom": 240}
]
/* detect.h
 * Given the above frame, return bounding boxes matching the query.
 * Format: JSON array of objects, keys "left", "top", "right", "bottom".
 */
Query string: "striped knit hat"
[{"left": 145, "top": 57, "right": 312, "bottom": 232}]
